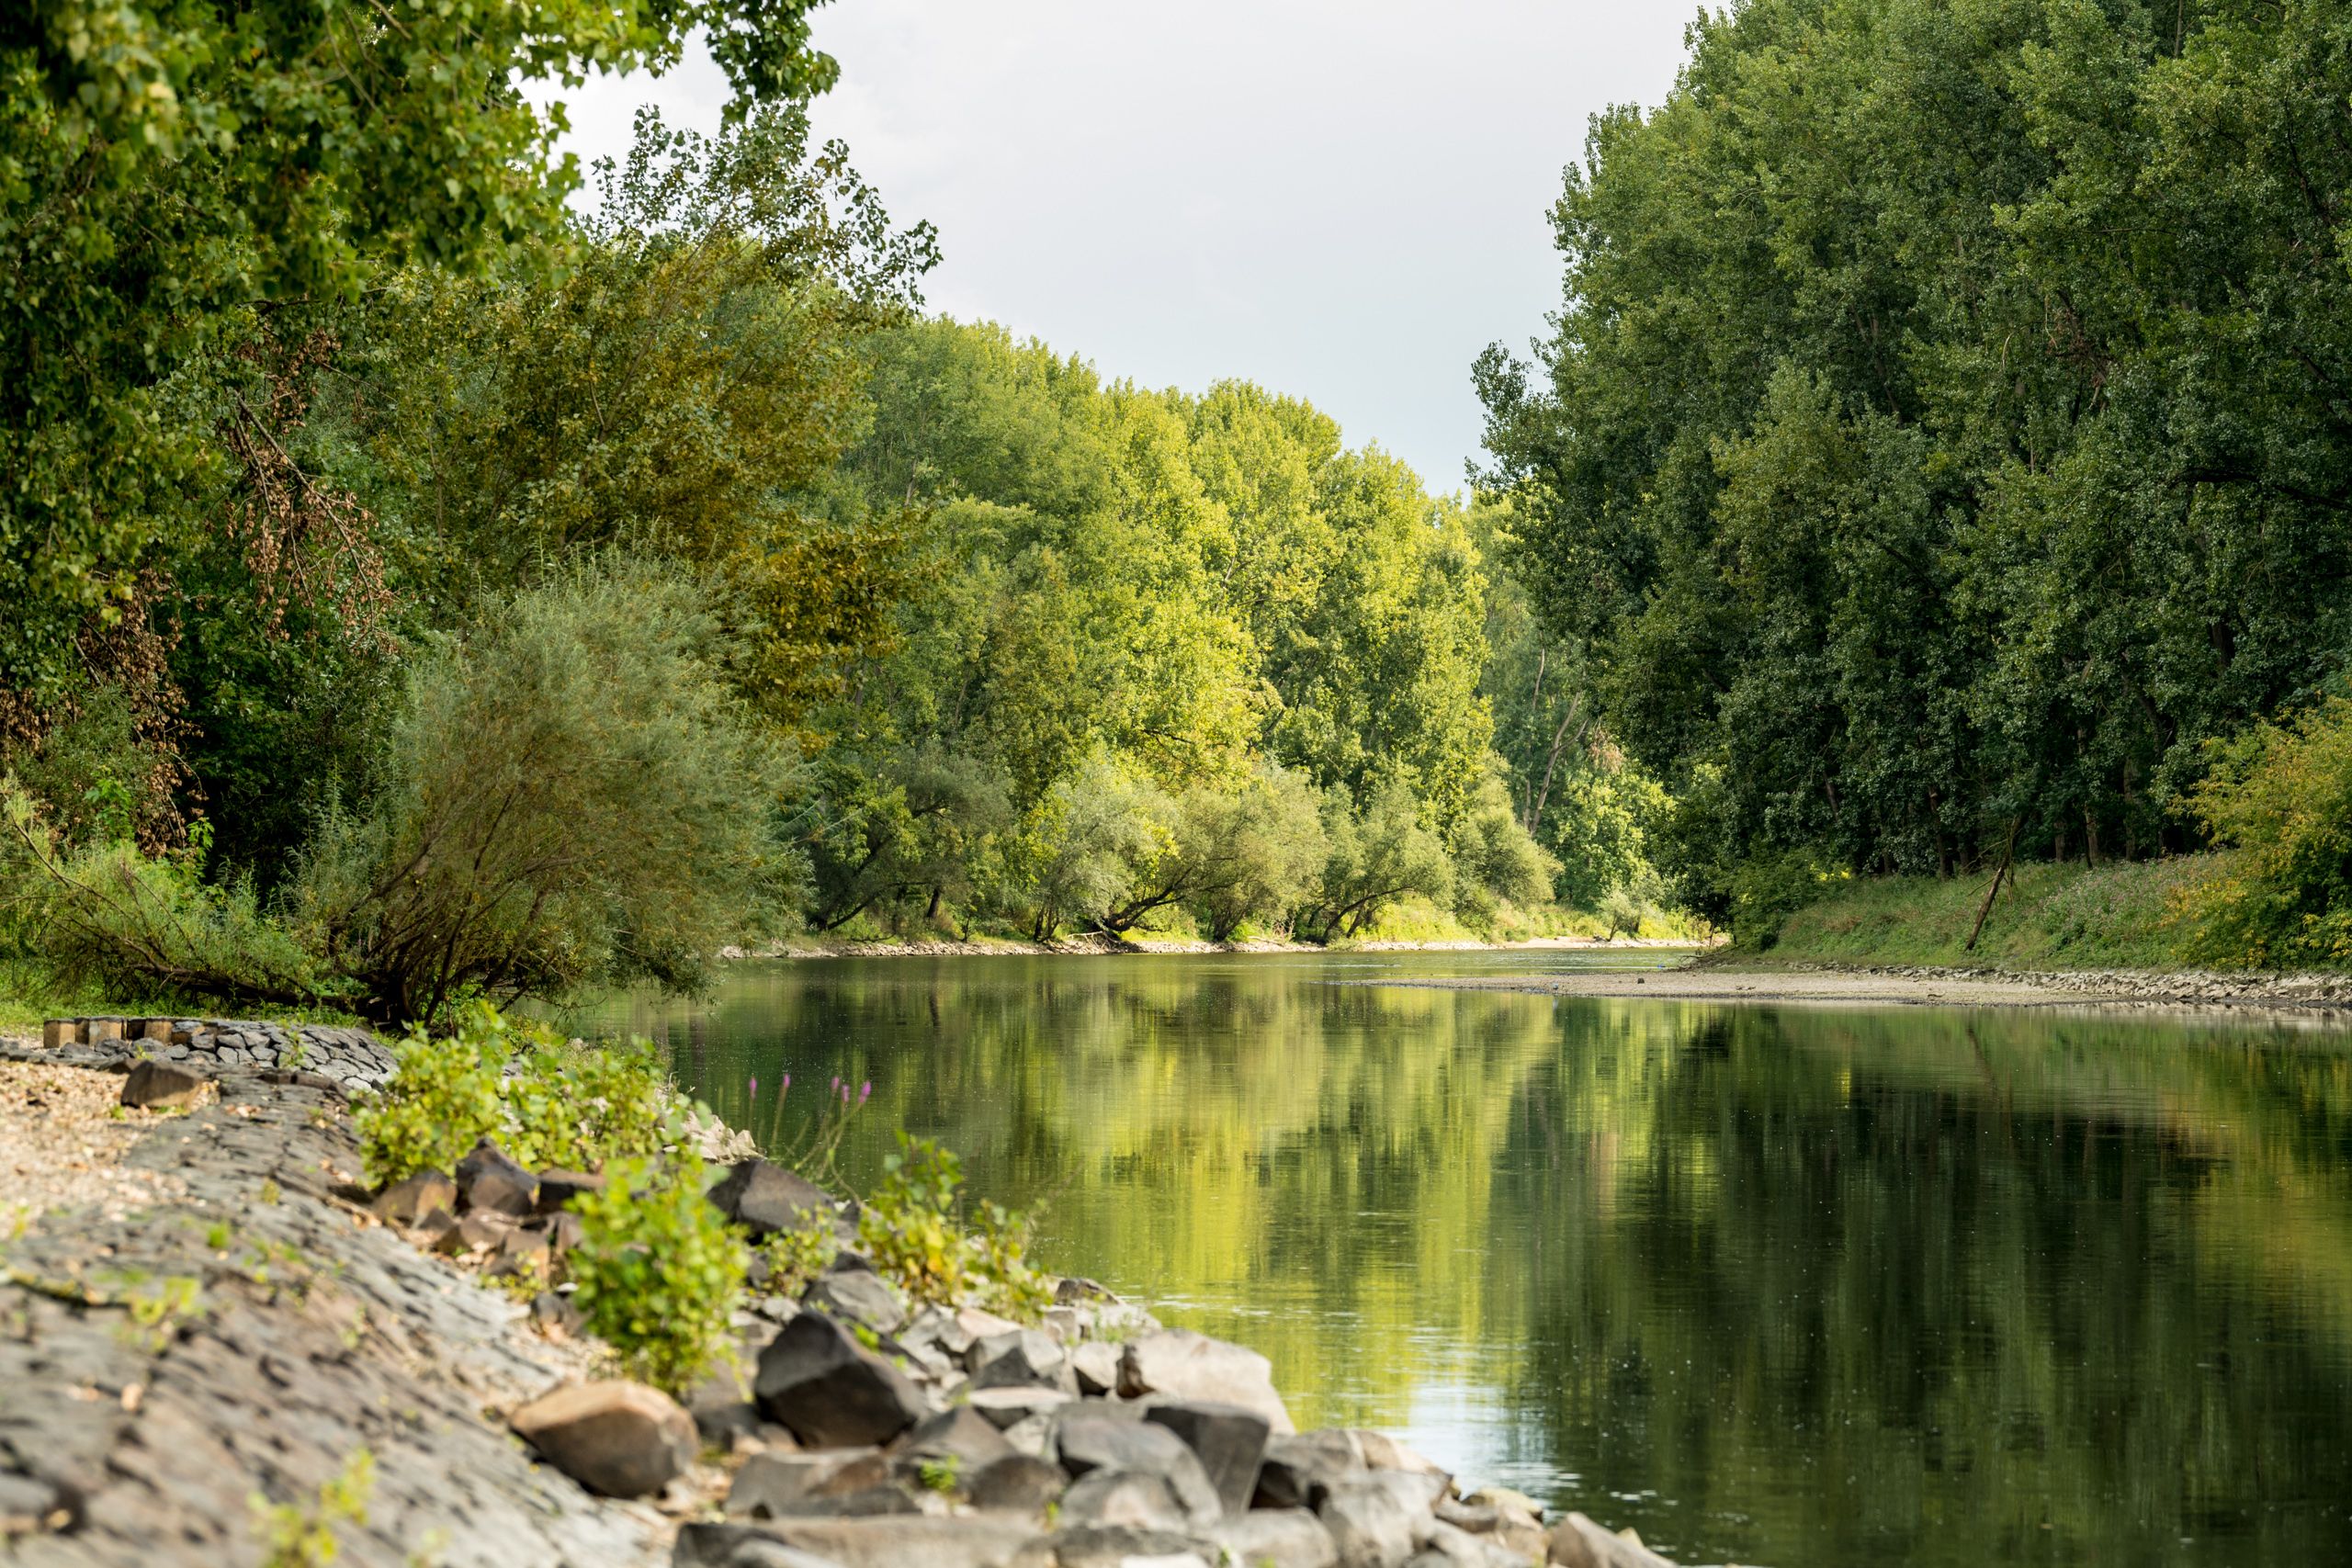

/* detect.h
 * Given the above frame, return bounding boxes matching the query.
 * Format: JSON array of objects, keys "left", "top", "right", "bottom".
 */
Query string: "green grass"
[
  {"left": 1762, "top": 855, "right": 2234, "bottom": 971},
  {"left": 0, "top": 958, "right": 365, "bottom": 1032}
]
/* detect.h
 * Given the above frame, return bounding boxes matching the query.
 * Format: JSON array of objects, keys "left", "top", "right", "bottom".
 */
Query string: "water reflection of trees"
[
  {"left": 1509, "top": 1006, "right": 2352, "bottom": 1566},
  {"left": 605, "top": 966, "right": 2352, "bottom": 1568}
]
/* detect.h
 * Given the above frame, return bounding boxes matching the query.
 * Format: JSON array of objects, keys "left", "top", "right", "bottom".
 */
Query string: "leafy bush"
[
  {"left": 1178, "top": 764, "right": 1328, "bottom": 942},
  {"left": 858, "top": 1134, "right": 1050, "bottom": 1321},
  {"left": 1447, "top": 775, "right": 1560, "bottom": 927},
  {"left": 2178, "top": 696, "right": 2352, "bottom": 968},
  {"left": 1303, "top": 784, "right": 1453, "bottom": 941},
  {"left": 1727, "top": 850, "right": 1849, "bottom": 950},
  {"left": 354, "top": 1003, "right": 677, "bottom": 1185},
  {"left": 569, "top": 1156, "right": 748, "bottom": 1394},
  {"left": 290, "top": 565, "right": 804, "bottom": 1023}
]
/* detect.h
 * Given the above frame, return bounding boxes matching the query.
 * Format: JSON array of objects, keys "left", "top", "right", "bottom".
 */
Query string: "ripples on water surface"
[{"left": 584, "top": 950, "right": 2352, "bottom": 1566}]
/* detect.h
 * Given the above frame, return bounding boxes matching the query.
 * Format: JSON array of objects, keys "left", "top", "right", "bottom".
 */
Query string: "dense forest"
[
  {"left": 1477, "top": 0, "right": 2352, "bottom": 953},
  {"left": 7, "top": 0, "right": 2352, "bottom": 1022}
]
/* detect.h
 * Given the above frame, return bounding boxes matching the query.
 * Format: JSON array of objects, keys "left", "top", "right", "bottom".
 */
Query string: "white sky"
[{"left": 536, "top": 1, "right": 1696, "bottom": 492}]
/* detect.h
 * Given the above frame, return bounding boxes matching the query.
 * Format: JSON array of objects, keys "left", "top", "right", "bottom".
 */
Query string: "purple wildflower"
[{"left": 859, "top": 1081, "right": 872, "bottom": 1106}]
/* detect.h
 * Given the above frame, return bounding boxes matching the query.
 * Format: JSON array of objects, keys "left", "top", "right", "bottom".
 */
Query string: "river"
[{"left": 587, "top": 949, "right": 2352, "bottom": 1567}]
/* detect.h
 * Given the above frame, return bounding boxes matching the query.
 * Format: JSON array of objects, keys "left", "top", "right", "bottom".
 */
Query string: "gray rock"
[
  {"left": 1052, "top": 1411, "right": 1220, "bottom": 1528},
  {"left": 1044, "top": 1524, "right": 1216, "bottom": 1568},
  {"left": 1118, "top": 1329, "right": 1294, "bottom": 1434},
  {"left": 754, "top": 1311, "right": 930, "bottom": 1449},
  {"left": 1319, "top": 1476, "right": 1419, "bottom": 1568},
  {"left": 455, "top": 1137, "right": 538, "bottom": 1216},
  {"left": 710, "top": 1157, "right": 838, "bottom": 1238},
  {"left": 509, "top": 1379, "right": 696, "bottom": 1498},
  {"left": 673, "top": 1522, "right": 859, "bottom": 1568},
  {"left": 1145, "top": 1399, "right": 1269, "bottom": 1517},
  {"left": 1544, "top": 1512, "right": 1679, "bottom": 1568},
  {"left": 1256, "top": 1428, "right": 1367, "bottom": 1509},
  {"left": 965, "top": 1453, "right": 1067, "bottom": 1513},
  {"left": 689, "top": 1517, "right": 1047, "bottom": 1568},
  {"left": 1056, "top": 1277, "right": 1121, "bottom": 1305},
  {"left": 1057, "top": 1469, "right": 1195, "bottom": 1532},
  {"left": 1209, "top": 1508, "right": 1341, "bottom": 1568},
  {"left": 893, "top": 1404, "right": 1016, "bottom": 1475},
  {"left": 369, "top": 1168, "right": 457, "bottom": 1224},
  {"left": 120, "top": 1059, "right": 209, "bottom": 1110},
  {"left": 729, "top": 1450, "right": 889, "bottom": 1518},
  {"left": 1069, "top": 1341, "right": 1121, "bottom": 1396},
  {"left": 802, "top": 1270, "right": 907, "bottom": 1337},
  {"left": 969, "top": 1327, "right": 1069, "bottom": 1389},
  {"left": 967, "top": 1384, "right": 1076, "bottom": 1428},
  {"left": 1405, "top": 1517, "right": 1533, "bottom": 1568}
]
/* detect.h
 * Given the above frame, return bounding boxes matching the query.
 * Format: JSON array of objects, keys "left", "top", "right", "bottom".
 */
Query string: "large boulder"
[
  {"left": 1118, "top": 1330, "right": 1294, "bottom": 1434},
  {"left": 967, "top": 1385, "right": 1075, "bottom": 1428},
  {"left": 1144, "top": 1400, "right": 1269, "bottom": 1517},
  {"left": 892, "top": 1404, "right": 1016, "bottom": 1479},
  {"left": 1318, "top": 1475, "right": 1420, "bottom": 1568},
  {"left": 1069, "top": 1341, "right": 1121, "bottom": 1396},
  {"left": 754, "top": 1310, "right": 930, "bottom": 1448},
  {"left": 455, "top": 1137, "right": 538, "bottom": 1217},
  {"left": 1045, "top": 1525, "right": 1221, "bottom": 1568},
  {"left": 965, "top": 1453, "right": 1067, "bottom": 1513},
  {"left": 969, "top": 1328, "right": 1069, "bottom": 1390},
  {"left": 1057, "top": 1469, "right": 1197, "bottom": 1532},
  {"left": 119, "top": 1059, "right": 208, "bottom": 1111},
  {"left": 710, "top": 1158, "right": 838, "bottom": 1238},
  {"left": 728, "top": 1450, "right": 890, "bottom": 1519},
  {"left": 369, "top": 1168, "right": 456, "bottom": 1225},
  {"left": 1052, "top": 1410, "right": 1221, "bottom": 1528},
  {"left": 1545, "top": 1513, "right": 1679, "bottom": 1568},
  {"left": 508, "top": 1380, "right": 696, "bottom": 1498},
  {"left": 1255, "top": 1429, "right": 1367, "bottom": 1510},
  {"left": 1209, "top": 1508, "right": 1341, "bottom": 1568}
]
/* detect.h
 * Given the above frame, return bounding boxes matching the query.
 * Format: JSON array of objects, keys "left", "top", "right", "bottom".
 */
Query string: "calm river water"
[{"left": 586, "top": 950, "right": 2352, "bottom": 1567}]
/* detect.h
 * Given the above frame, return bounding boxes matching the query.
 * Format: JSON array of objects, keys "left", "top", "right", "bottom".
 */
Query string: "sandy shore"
[{"left": 1376, "top": 961, "right": 2352, "bottom": 1016}]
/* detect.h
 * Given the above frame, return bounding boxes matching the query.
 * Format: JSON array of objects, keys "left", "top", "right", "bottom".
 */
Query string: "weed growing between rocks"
[
  {"left": 251, "top": 1447, "right": 374, "bottom": 1568},
  {"left": 567, "top": 1157, "right": 748, "bottom": 1395},
  {"left": 859, "top": 1133, "right": 1052, "bottom": 1321}
]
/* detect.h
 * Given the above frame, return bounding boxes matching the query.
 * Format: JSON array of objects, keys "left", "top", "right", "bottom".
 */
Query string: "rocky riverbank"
[
  {"left": 1391, "top": 959, "right": 2352, "bottom": 1016},
  {"left": 0, "top": 1028, "right": 1678, "bottom": 1568}
]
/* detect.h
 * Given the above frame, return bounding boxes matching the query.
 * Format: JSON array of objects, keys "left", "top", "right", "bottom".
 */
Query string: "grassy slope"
[{"left": 1764, "top": 855, "right": 2231, "bottom": 971}]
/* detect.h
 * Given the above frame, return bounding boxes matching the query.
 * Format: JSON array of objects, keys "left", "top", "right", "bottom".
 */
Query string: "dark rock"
[
  {"left": 435, "top": 1211, "right": 515, "bottom": 1257},
  {"left": 1119, "top": 1329, "right": 1294, "bottom": 1434},
  {"left": 710, "top": 1158, "right": 836, "bottom": 1238},
  {"left": 371, "top": 1166, "right": 454, "bottom": 1222},
  {"left": 410, "top": 1208, "right": 459, "bottom": 1249},
  {"left": 487, "top": 1225, "right": 551, "bottom": 1280},
  {"left": 1145, "top": 1399, "right": 1269, "bottom": 1517},
  {"left": 534, "top": 1168, "right": 605, "bottom": 1213},
  {"left": 528, "top": 1209, "right": 584, "bottom": 1255},
  {"left": 1255, "top": 1429, "right": 1366, "bottom": 1510},
  {"left": 1055, "top": 1276, "right": 1121, "bottom": 1305},
  {"left": 1210, "top": 1508, "right": 1340, "bottom": 1568},
  {"left": 891, "top": 1404, "right": 1015, "bottom": 1475},
  {"left": 1046, "top": 1525, "right": 1221, "bottom": 1568},
  {"left": 728, "top": 1449, "right": 889, "bottom": 1518},
  {"left": 753, "top": 1311, "right": 929, "bottom": 1449},
  {"left": 969, "top": 1327, "right": 1069, "bottom": 1390},
  {"left": 455, "top": 1137, "right": 538, "bottom": 1217},
  {"left": 119, "top": 1059, "right": 209, "bottom": 1111},
  {"left": 1052, "top": 1411, "right": 1220, "bottom": 1527},
  {"left": 801, "top": 1269, "right": 906, "bottom": 1337},
  {"left": 963, "top": 1453, "right": 1066, "bottom": 1513},
  {"left": 509, "top": 1379, "right": 696, "bottom": 1498}
]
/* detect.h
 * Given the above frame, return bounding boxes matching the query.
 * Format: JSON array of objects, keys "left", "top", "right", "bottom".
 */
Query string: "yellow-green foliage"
[
  {"left": 252, "top": 1449, "right": 374, "bottom": 1568},
  {"left": 1768, "top": 858, "right": 2217, "bottom": 970},
  {"left": 858, "top": 1134, "right": 1051, "bottom": 1321},
  {"left": 2177, "top": 696, "right": 2352, "bottom": 968},
  {"left": 569, "top": 1157, "right": 747, "bottom": 1395},
  {"left": 758, "top": 1222, "right": 840, "bottom": 1300},
  {"left": 354, "top": 1002, "right": 675, "bottom": 1185}
]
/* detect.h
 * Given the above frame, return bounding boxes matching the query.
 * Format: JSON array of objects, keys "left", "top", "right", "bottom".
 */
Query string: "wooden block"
[
  {"left": 85, "top": 1018, "right": 124, "bottom": 1043},
  {"left": 41, "top": 1019, "right": 77, "bottom": 1049},
  {"left": 141, "top": 1018, "right": 173, "bottom": 1042}
]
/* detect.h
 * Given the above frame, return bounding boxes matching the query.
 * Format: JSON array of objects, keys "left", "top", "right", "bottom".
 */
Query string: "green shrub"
[
  {"left": 354, "top": 1002, "right": 679, "bottom": 1185},
  {"left": 757, "top": 1221, "right": 840, "bottom": 1299},
  {"left": 1728, "top": 850, "right": 1849, "bottom": 949},
  {"left": 2179, "top": 695, "right": 2352, "bottom": 968},
  {"left": 858, "top": 1134, "right": 1051, "bottom": 1321},
  {"left": 569, "top": 1156, "right": 748, "bottom": 1394}
]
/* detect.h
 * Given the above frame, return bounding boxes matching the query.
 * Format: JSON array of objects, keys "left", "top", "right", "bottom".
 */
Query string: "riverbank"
[
  {"left": 1387, "top": 956, "right": 2352, "bottom": 1015},
  {"left": 0, "top": 1021, "right": 1667, "bottom": 1567},
  {"left": 1763, "top": 857, "right": 2213, "bottom": 970},
  {"left": 729, "top": 932, "right": 1703, "bottom": 961}
]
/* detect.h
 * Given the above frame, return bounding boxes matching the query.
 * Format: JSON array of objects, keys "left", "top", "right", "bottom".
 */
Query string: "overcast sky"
[{"left": 537, "top": 2, "right": 1696, "bottom": 492}]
